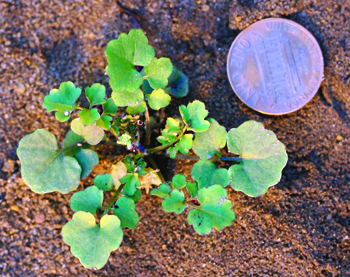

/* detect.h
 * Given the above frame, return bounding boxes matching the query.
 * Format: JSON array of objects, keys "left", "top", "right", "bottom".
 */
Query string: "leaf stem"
[
  {"left": 147, "top": 125, "right": 187, "bottom": 154},
  {"left": 220, "top": 156, "right": 243, "bottom": 162},
  {"left": 144, "top": 105, "right": 151, "bottom": 147},
  {"left": 158, "top": 154, "right": 243, "bottom": 162},
  {"left": 102, "top": 184, "right": 125, "bottom": 216}
]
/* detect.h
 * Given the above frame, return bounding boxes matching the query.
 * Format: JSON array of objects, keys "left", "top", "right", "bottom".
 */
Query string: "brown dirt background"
[{"left": 1, "top": 0, "right": 350, "bottom": 276}]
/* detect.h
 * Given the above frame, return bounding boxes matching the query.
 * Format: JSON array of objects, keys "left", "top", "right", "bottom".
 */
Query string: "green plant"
[{"left": 17, "top": 29, "right": 288, "bottom": 269}]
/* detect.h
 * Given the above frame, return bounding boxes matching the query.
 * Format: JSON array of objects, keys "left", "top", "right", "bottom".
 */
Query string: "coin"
[{"left": 227, "top": 18, "right": 324, "bottom": 115}]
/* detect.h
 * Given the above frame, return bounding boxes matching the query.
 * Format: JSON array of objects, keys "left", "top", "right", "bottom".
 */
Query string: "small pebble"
[
  {"left": 2, "top": 159, "right": 15, "bottom": 173},
  {"left": 202, "top": 5, "right": 210, "bottom": 12},
  {"left": 336, "top": 135, "right": 343, "bottom": 141},
  {"left": 34, "top": 214, "right": 46, "bottom": 224},
  {"left": 14, "top": 83, "right": 25, "bottom": 94},
  {"left": 10, "top": 205, "right": 20, "bottom": 212}
]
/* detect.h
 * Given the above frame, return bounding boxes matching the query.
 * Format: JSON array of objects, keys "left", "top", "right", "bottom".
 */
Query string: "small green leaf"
[
  {"left": 62, "top": 130, "right": 84, "bottom": 148},
  {"left": 150, "top": 184, "right": 171, "bottom": 198},
  {"left": 191, "top": 160, "right": 229, "bottom": 189},
  {"left": 94, "top": 173, "right": 114, "bottom": 191},
  {"left": 157, "top": 117, "right": 182, "bottom": 147},
  {"left": 74, "top": 148, "right": 99, "bottom": 178},
  {"left": 144, "top": 57, "right": 173, "bottom": 89},
  {"left": 102, "top": 99, "right": 118, "bottom": 116},
  {"left": 166, "top": 146, "right": 177, "bottom": 159},
  {"left": 71, "top": 118, "right": 85, "bottom": 136},
  {"left": 120, "top": 173, "right": 140, "bottom": 196},
  {"left": 171, "top": 174, "right": 187, "bottom": 189},
  {"left": 175, "top": 134, "right": 193, "bottom": 155},
  {"left": 17, "top": 129, "right": 81, "bottom": 194},
  {"left": 82, "top": 124, "right": 105, "bottom": 145},
  {"left": 186, "top": 182, "right": 198, "bottom": 198},
  {"left": 112, "top": 197, "right": 139, "bottom": 229},
  {"left": 62, "top": 212, "right": 123, "bottom": 269},
  {"left": 110, "top": 161, "right": 128, "bottom": 190},
  {"left": 187, "top": 185, "right": 235, "bottom": 235},
  {"left": 227, "top": 120, "right": 288, "bottom": 197},
  {"left": 105, "top": 29, "right": 155, "bottom": 92},
  {"left": 71, "top": 118, "right": 104, "bottom": 145},
  {"left": 43, "top": 81, "right": 81, "bottom": 122},
  {"left": 162, "top": 189, "right": 187, "bottom": 214},
  {"left": 179, "top": 100, "right": 210, "bottom": 132},
  {"left": 62, "top": 130, "right": 84, "bottom": 156},
  {"left": 127, "top": 188, "right": 142, "bottom": 202},
  {"left": 70, "top": 186, "right": 103, "bottom": 214},
  {"left": 111, "top": 89, "right": 143, "bottom": 107},
  {"left": 147, "top": 89, "right": 171, "bottom": 110},
  {"left": 96, "top": 114, "right": 113, "bottom": 130},
  {"left": 85, "top": 83, "right": 106, "bottom": 107},
  {"left": 192, "top": 118, "right": 226, "bottom": 159},
  {"left": 212, "top": 168, "right": 230, "bottom": 188},
  {"left": 126, "top": 100, "right": 147, "bottom": 114},
  {"left": 110, "top": 123, "right": 120, "bottom": 137},
  {"left": 164, "top": 67, "right": 189, "bottom": 98},
  {"left": 79, "top": 108, "right": 100, "bottom": 126}
]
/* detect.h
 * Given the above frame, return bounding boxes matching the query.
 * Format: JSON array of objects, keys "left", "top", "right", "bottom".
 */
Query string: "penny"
[{"left": 227, "top": 18, "right": 324, "bottom": 115}]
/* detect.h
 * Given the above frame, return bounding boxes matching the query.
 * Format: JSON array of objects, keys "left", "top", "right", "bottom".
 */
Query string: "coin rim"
[{"left": 227, "top": 18, "right": 324, "bottom": 115}]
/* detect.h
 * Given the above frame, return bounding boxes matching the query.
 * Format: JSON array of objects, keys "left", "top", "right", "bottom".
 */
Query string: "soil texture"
[{"left": 0, "top": 0, "right": 350, "bottom": 276}]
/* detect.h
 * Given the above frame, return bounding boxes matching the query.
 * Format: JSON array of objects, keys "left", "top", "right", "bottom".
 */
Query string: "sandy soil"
[{"left": 0, "top": 0, "right": 349, "bottom": 276}]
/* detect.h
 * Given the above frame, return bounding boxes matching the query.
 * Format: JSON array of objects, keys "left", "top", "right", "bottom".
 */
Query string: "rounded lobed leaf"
[
  {"left": 94, "top": 173, "right": 114, "bottom": 191},
  {"left": 191, "top": 160, "right": 229, "bottom": 189},
  {"left": 112, "top": 196, "right": 139, "bottom": 229},
  {"left": 162, "top": 189, "right": 187, "bottom": 214},
  {"left": 147, "top": 88, "right": 171, "bottom": 110},
  {"left": 164, "top": 66, "right": 189, "bottom": 98},
  {"left": 127, "top": 188, "right": 142, "bottom": 202},
  {"left": 192, "top": 118, "right": 227, "bottom": 159},
  {"left": 175, "top": 134, "right": 193, "bottom": 155},
  {"left": 74, "top": 148, "right": 99, "bottom": 178},
  {"left": 126, "top": 100, "right": 147, "bottom": 115},
  {"left": 187, "top": 185, "right": 235, "bottom": 235},
  {"left": 110, "top": 161, "right": 128, "bottom": 190},
  {"left": 42, "top": 81, "right": 81, "bottom": 122},
  {"left": 144, "top": 57, "right": 173, "bottom": 89},
  {"left": 102, "top": 98, "right": 118, "bottom": 116},
  {"left": 82, "top": 124, "right": 105, "bottom": 145},
  {"left": 105, "top": 29, "right": 155, "bottom": 92},
  {"left": 71, "top": 118, "right": 105, "bottom": 146},
  {"left": 85, "top": 83, "right": 106, "bottom": 106},
  {"left": 79, "top": 108, "right": 100, "bottom": 126},
  {"left": 171, "top": 174, "right": 187, "bottom": 189},
  {"left": 62, "top": 212, "right": 123, "bottom": 269},
  {"left": 227, "top": 120, "right": 288, "bottom": 197},
  {"left": 62, "top": 130, "right": 84, "bottom": 148},
  {"left": 96, "top": 114, "right": 113, "bottom": 130},
  {"left": 62, "top": 130, "right": 84, "bottom": 156},
  {"left": 17, "top": 129, "right": 81, "bottom": 194},
  {"left": 150, "top": 184, "right": 171, "bottom": 198},
  {"left": 111, "top": 89, "right": 143, "bottom": 107},
  {"left": 70, "top": 186, "right": 103, "bottom": 214},
  {"left": 179, "top": 100, "right": 210, "bottom": 132},
  {"left": 120, "top": 173, "right": 140, "bottom": 196},
  {"left": 186, "top": 182, "right": 198, "bottom": 198}
]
